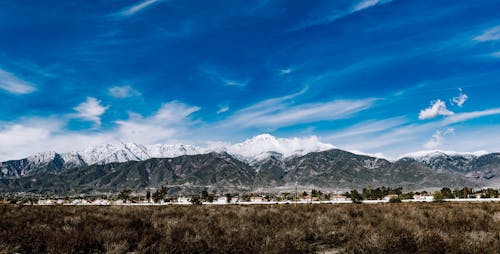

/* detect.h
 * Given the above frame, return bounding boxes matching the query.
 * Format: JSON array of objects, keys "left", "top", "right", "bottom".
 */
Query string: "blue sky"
[{"left": 1, "top": 0, "right": 500, "bottom": 160}]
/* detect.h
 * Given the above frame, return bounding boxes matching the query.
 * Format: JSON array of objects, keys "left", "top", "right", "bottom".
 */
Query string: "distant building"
[
  {"left": 331, "top": 195, "right": 348, "bottom": 201},
  {"left": 413, "top": 195, "right": 433, "bottom": 202}
]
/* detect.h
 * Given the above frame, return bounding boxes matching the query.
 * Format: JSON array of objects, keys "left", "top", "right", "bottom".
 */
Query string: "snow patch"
[{"left": 399, "top": 150, "right": 489, "bottom": 161}]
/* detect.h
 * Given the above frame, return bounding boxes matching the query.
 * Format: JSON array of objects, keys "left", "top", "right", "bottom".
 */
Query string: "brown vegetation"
[{"left": 0, "top": 203, "right": 499, "bottom": 253}]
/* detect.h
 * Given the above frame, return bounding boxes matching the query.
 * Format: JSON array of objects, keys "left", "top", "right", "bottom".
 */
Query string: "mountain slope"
[
  {"left": 283, "top": 149, "right": 474, "bottom": 190},
  {"left": 0, "top": 134, "right": 334, "bottom": 179},
  {"left": 398, "top": 151, "right": 500, "bottom": 185},
  {"left": 0, "top": 149, "right": 482, "bottom": 194},
  {"left": 0, "top": 153, "right": 257, "bottom": 194}
]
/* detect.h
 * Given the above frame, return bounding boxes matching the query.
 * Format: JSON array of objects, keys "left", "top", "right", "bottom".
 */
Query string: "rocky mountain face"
[
  {"left": 0, "top": 143, "right": 204, "bottom": 179},
  {"left": 1, "top": 135, "right": 499, "bottom": 194},
  {"left": 281, "top": 149, "right": 475, "bottom": 190},
  {"left": 0, "top": 152, "right": 257, "bottom": 194},
  {"left": 398, "top": 151, "right": 500, "bottom": 185},
  {"left": 0, "top": 134, "right": 333, "bottom": 179},
  {"left": 0, "top": 149, "right": 484, "bottom": 194}
]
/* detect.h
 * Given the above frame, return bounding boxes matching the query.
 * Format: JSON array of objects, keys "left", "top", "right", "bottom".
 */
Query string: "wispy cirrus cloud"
[
  {"left": 353, "top": 0, "right": 392, "bottom": 11},
  {"left": 201, "top": 66, "right": 249, "bottom": 87},
  {"left": 289, "top": 0, "right": 392, "bottom": 32},
  {"left": 328, "top": 117, "right": 407, "bottom": 140},
  {"left": 474, "top": 25, "right": 500, "bottom": 42},
  {"left": 108, "top": 85, "right": 141, "bottom": 98},
  {"left": 115, "top": 101, "right": 200, "bottom": 144},
  {"left": 442, "top": 108, "right": 500, "bottom": 125},
  {"left": 216, "top": 105, "right": 230, "bottom": 114},
  {"left": 0, "top": 68, "right": 36, "bottom": 95},
  {"left": 221, "top": 87, "right": 376, "bottom": 129},
  {"left": 117, "top": 0, "right": 161, "bottom": 17}
]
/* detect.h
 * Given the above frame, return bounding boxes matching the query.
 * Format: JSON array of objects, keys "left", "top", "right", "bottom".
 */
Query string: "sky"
[{"left": 1, "top": 0, "right": 500, "bottom": 160}]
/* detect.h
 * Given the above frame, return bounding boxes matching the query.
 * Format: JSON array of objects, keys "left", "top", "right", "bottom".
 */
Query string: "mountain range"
[{"left": 0, "top": 134, "right": 498, "bottom": 194}]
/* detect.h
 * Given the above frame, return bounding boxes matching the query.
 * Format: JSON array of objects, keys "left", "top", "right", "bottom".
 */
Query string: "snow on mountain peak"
[
  {"left": 15, "top": 134, "right": 334, "bottom": 166},
  {"left": 27, "top": 151, "right": 57, "bottom": 165},
  {"left": 147, "top": 144, "right": 203, "bottom": 158},
  {"left": 399, "top": 150, "right": 489, "bottom": 161},
  {"left": 227, "top": 134, "right": 335, "bottom": 161},
  {"left": 77, "top": 142, "right": 150, "bottom": 165}
]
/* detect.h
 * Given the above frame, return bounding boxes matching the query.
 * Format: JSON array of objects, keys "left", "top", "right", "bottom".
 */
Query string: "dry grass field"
[{"left": 1, "top": 203, "right": 499, "bottom": 253}]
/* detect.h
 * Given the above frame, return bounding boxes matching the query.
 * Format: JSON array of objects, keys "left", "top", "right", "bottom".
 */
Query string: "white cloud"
[
  {"left": 73, "top": 97, "right": 109, "bottom": 126},
  {"left": 222, "top": 89, "right": 375, "bottom": 129},
  {"left": 451, "top": 88, "right": 468, "bottom": 107},
  {"left": 0, "top": 68, "right": 36, "bottom": 95},
  {"left": 353, "top": 0, "right": 391, "bottom": 11},
  {"left": 108, "top": 85, "right": 141, "bottom": 98},
  {"left": 492, "top": 51, "right": 500, "bottom": 58},
  {"left": 0, "top": 117, "right": 111, "bottom": 160},
  {"left": 443, "top": 108, "right": 500, "bottom": 125},
  {"left": 328, "top": 117, "right": 407, "bottom": 139},
  {"left": 0, "top": 124, "right": 50, "bottom": 147},
  {"left": 118, "top": 0, "right": 160, "bottom": 17},
  {"left": 216, "top": 105, "right": 230, "bottom": 114},
  {"left": 153, "top": 101, "right": 200, "bottom": 122},
  {"left": 202, "top": 67, "right": 249, "bottom": 87},
  {"left": 424, "top": 128, "right": 454, "bottom": 149},
  {"left": 289, "top": 0, "right": 391, "bottom": 32},
  {"left": 324, "top": 104, "right": 500, "bottom": 158},
  {"left": 474, "top": 25, "right": 500, "bottom": 42},
  {"left": 279, "top": 68, "right": 292, "bottom": 75},
  {"left": 418, "top": 99, "right": 454, "bottom": 120},
  {"left": 0, "top": 101, "right": 200, "bottom": 160}
]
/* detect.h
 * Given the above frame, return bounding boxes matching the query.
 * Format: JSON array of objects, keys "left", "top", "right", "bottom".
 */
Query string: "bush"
[
  {"left": 189, "top": 196, "right": 202, "bottom": 205},
  {"left": 433, "top": 191, "right": 445, "bottom": 203},
  {"left": 389, "top": 197, "right": 402, "bottom": 203}
]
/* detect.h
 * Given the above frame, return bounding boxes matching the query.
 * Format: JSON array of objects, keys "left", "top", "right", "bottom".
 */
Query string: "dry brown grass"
[{"left": 0, "top": 203, "right": 499, "bottom": 253}]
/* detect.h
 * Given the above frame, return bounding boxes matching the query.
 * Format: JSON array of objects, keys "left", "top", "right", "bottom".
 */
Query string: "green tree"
[
  {"left": 347, "top": 189, "right": 363, "bottom": 204},
  {"left": 201, "top": 190, "right": 209, "bottom": 200},
  {"left": 440, "top": 187, "right": 454, "bottom": 199},
  {"left": 433, "top": 191, "right": 445, "bottom": 203},
  {"left": 389, "top": 197, "right": 402, "bottom": 203},
  {"left": 481, "top": 188, "right": 499, "bottom": 198},
  {"left": 146, "top": 190, "right": 151, "bottom": 202},
  {"left": 152, "top": 186, "right": 168, "bottom": 203},
  {"left": 225, "top": 193, "right": 232, "bottom": 203},
  {"left": 117, "top": 189, "right": 132, "bottom": 202},
  {"left": 189, "top": 195, "right": 202, "bottom": 205}
]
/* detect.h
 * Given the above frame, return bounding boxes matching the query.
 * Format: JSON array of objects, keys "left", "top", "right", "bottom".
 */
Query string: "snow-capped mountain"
[
  {"left": 398, "top": 150, "right": 500, "bottom": 182},
  {"left": 399, "top": 150, "right": 489, "bottom": 162},
  {"left": 4, "top": 135, "right": 498, "bottom": 186},
  {"left": 0, "top": 134, "right": 334, "bottom": 178},
  {"left": 226, "top": 134, "right": 335, "bottom": 163},
  {"left": 75, "top": 143, "right": 203, "bottom": 165},
  {"left": 2, "top": 137, "right": 500, "bottom": 193}
]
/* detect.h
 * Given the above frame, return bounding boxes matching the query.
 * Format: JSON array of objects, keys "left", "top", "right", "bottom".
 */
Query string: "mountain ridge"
[{"left": 1, "top": 134, "right": 499, "bottom": 193}]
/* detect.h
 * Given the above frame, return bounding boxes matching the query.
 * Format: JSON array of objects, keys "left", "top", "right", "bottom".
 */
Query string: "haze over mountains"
[{"left": 1, "top": 134, "right": 499, "bottom": 194}]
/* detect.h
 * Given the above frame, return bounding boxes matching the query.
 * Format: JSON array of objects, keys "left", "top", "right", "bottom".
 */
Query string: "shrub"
[
  {"left": 389, "top": 197, "right": 402, "bottom": 203},
  {"left": 433, "top": 191, "right": 445, "bottom": 203}
]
